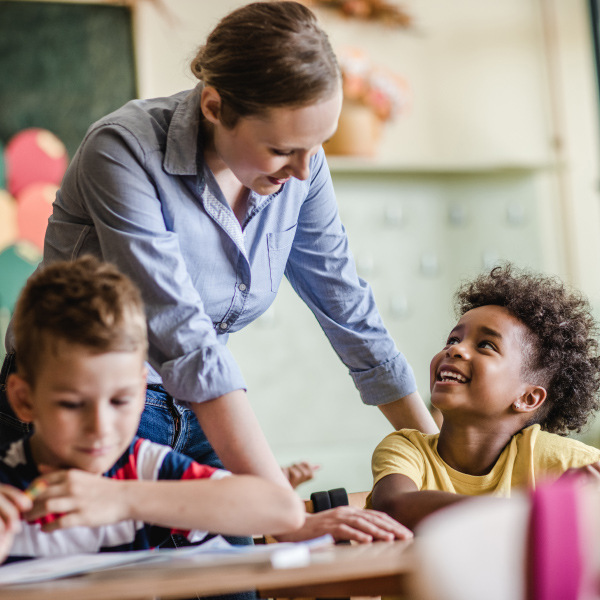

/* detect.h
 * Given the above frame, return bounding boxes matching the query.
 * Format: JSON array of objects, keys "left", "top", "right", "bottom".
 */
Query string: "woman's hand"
[
  {"left": 24, "top": 469, "right": 130, "bottom": 532},
  {"left": 274, "top": 505, "right": 413, "bottom": 543}
]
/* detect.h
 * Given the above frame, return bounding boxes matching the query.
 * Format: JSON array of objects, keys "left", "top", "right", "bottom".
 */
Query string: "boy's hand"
[
  {"left": 24, "top": 469, "right": 130, "bottom": 531},
  {"left": 0, "top": 484, "right": 32, "bottom": 561},
  {"left": 281, "top": 462, "right": 320, "bottom": 489},
  {"left": 275, "top": 506, "right": 413, "bottom": 543}
]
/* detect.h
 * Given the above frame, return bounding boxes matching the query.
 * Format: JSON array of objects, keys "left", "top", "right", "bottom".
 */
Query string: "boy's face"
[
  {"left": 9, "top": 340, "right": 147, "bottom": 475},
  {"left": 430, "top": 305, "right": 533, "bottom": 420}
]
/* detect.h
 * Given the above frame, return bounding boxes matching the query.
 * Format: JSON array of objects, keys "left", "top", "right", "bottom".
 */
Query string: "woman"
[{"left": 2, "top": 1, "right": 436, "bottom": 541}]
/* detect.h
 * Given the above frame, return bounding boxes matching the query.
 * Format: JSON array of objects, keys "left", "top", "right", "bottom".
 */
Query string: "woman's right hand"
[{"left": 275, "top": 505, "right": 413, "bottom": 543}]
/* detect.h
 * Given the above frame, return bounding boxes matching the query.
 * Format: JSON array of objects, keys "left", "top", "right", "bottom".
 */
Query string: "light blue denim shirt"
[{"left": 7, "top": 85, "right": 417, "bottom": 406}]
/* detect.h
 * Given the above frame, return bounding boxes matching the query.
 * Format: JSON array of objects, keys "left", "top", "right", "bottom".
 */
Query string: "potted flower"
[
  {"left": 305, "top": 0, "right": 413, "bottom": 28},
  {"left": 324, "top": 48, "right": 410, "bottom": 157}
]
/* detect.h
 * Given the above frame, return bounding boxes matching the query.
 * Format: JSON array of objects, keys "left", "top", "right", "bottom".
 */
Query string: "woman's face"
[{"left": 206, "top": 89, "right": 342, "bottom": 196}]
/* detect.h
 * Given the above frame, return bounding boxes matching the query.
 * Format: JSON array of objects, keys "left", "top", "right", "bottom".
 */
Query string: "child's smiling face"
[{"left": 430, "top": 305, "right": 535, "bottom": 420}]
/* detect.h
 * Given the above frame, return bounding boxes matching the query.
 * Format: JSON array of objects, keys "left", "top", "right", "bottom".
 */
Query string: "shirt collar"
[{"left": 163, "top": 83, "right": 204, "bottom": 176}]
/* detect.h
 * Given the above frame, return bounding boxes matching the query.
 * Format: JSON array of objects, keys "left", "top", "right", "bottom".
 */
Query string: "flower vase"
[{"left": 324, "top": 100, "right": 383, "bottom": 158}]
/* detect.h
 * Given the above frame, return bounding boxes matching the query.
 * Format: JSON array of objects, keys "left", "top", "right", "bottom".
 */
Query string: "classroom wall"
[{"left": 5, "top": 0, "right": 600, "bottom": 495}]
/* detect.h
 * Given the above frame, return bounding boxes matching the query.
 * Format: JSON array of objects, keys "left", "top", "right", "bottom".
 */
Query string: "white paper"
[{"left": 0, "top": 534, "right": 334, "bottom": 586}]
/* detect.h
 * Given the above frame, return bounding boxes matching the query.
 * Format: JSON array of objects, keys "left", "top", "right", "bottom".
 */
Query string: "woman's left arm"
[
  {"left": 190, "top": 390, "right": 290, "bottom": 486},
  {"left": 285, "top": 151, "right": 436, "bottom": 434},
  {"left": 379, "top": 392, "right": 438, "bottom": 433}
]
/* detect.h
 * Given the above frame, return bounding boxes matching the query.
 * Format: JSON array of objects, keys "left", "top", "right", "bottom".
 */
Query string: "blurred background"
[{"left": 1, "top": 0, "right": 599, "bottom": 495}]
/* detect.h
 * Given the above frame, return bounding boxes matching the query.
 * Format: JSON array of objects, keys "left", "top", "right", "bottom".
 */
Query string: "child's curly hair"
[{"left": 455, "top": 264, "right": 600, "bottom": 435}]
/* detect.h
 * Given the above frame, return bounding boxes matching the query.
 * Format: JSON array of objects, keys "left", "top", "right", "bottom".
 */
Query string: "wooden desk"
[{"left": 0, "top": 540, "right": 414, "bottom": 600}]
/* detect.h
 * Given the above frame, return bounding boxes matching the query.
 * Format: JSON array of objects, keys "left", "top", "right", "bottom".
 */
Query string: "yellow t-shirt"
[{"left": 368, "top": 424, "right": 600, "bottom": 505}]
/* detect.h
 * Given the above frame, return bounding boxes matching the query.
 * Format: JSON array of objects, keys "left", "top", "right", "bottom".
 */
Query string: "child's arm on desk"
[
  {"left": 25, "top": 470, "right": 305, "bottom": 537},
  {"left": 371, "top": 473, "right": 466, "bottom": 531}
]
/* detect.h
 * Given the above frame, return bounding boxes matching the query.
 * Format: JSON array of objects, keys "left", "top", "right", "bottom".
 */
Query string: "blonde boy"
[{"left": 0, "top": 256, "right": 303, "bottom": 562}]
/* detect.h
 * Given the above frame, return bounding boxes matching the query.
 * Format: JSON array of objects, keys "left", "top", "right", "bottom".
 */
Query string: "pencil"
[{"left": 24, "top": 480, "right": 48, "bottom": 500}]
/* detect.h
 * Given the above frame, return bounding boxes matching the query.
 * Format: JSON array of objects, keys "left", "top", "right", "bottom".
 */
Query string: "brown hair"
[
  {"left": 191, "top": 1, "right": 341, "bottom": 127},
  {"left": 13, "top": 256, "right": 148, "bottom": 386},
  {"left": 455, "top": 264, "right": 600, "bottom": 435}
]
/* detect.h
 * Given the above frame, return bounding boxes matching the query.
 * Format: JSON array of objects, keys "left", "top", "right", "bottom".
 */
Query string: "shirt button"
[
  {"left": 219, "top": 322, "right": 229, "bottom": 330},
  {"left": 238, "top": 283, "right": 247, "bottom": 292}
]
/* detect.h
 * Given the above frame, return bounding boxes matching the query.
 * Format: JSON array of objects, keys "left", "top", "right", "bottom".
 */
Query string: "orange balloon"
[{"left": 15, "top": 183, "right": 57, "bottom": 251}]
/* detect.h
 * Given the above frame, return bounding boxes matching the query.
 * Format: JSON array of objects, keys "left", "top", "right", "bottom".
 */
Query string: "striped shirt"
[{"left": 0, "top": 436, "right": 230, "bottom": 562}]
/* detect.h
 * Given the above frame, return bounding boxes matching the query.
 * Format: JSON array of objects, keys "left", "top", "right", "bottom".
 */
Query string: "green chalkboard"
[{"left": 0, "top": 1, "right": 137, "bottom": 159}]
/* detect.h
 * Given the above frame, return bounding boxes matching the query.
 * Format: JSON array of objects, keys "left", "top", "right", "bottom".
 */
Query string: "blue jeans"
[
  {"left": 0, "top": 355, "right": 256, "bottom": 600},
  {"left": 140, "top": 385, "right": 222, "bottom": 467}
]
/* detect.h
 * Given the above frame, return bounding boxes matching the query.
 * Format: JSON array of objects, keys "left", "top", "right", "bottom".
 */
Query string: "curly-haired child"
[{"left": 368, "top": 264, "right": 600, "bottom": 530}]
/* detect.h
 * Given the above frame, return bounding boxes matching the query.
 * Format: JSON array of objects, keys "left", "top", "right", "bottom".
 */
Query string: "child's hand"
[
  {"left": 0, "top": 484, "right": 32, "bottom": 561},
  {"left": 282, "top": 461, "right": 320, "bottom": 489},
  {"left": 24, "top": 469, "right": 130, "bottom": 532}
]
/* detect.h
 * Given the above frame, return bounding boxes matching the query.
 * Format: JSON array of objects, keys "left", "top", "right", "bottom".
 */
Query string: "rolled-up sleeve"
[
  {"left": 285, "top": 151, "right": 417, "bottom": 405},
  {"left": 64, "top": 123, "right": 246, "bottom": 403}
]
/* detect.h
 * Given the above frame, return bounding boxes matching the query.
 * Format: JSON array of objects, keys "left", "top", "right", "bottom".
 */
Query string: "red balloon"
[{"left": 5, "top": 128, "right": 68, "bottom": 198}]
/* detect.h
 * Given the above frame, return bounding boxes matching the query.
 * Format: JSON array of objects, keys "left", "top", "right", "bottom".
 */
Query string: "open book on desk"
[{"left": 0, "top": 534, "right": 334, "bottom": 586}]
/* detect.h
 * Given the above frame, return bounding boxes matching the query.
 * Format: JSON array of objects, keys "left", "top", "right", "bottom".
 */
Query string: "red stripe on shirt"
[
  {"left": 180, "top": 461, "right": 217, "bottom": 480},
  {"left": 112, "top": 438, "right": 144, "bottom": 480}
]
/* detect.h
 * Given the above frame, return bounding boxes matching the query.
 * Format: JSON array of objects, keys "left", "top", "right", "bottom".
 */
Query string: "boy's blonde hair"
[{"left": 12, "top": 256, "right": 147, "bottom": 386}]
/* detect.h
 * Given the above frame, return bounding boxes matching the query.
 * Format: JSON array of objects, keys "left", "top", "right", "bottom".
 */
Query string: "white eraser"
[{"left": 270, "top": 545, "right": 311, "bottom": 569}]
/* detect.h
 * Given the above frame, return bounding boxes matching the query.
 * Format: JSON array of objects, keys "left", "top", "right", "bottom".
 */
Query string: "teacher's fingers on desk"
[
  {"left": 308, "top": 506, "right": 413, "bottom": 543},
  {"left": 335, "top": 506, "right": 414, "bottom": 541}
]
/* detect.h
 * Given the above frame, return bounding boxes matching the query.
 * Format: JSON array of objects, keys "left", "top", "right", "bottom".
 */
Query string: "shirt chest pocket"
[{"left": 267, "top": 224, "right": 298, "bottom": 293}]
